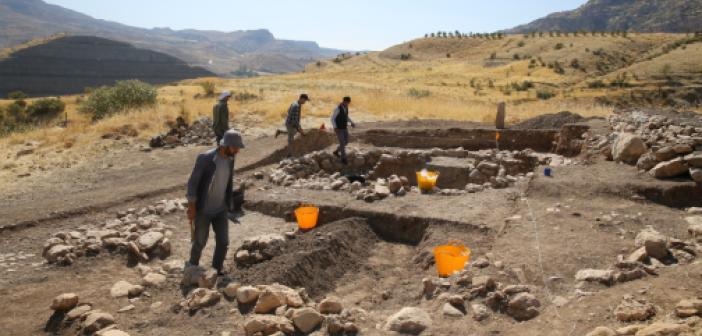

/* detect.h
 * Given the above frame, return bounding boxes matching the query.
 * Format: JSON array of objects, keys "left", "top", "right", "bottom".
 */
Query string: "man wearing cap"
[
  {"left": 186, "top": 129, "right": 244, "bottom": 275},
  {"left": 213, "top": 91, "right": 232, "bottom": 144},
  {"left": 331, "top": 96, "right": 355, "bottom": 164},
  {"left": 276, "top": 94, "right": 308, "bottom": 157}
]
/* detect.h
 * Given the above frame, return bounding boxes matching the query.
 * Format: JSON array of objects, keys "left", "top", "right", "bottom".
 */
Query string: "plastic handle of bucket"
[{"left": 447, "top": 239, "right": 464, "bottom": 247}]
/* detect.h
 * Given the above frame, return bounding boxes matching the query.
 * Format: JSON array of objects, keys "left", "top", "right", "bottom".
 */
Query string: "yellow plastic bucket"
[
  {"left": 295, "top": 206, "right": 319, "bottom": 230},
  {"left": 433, "top": 240, "right": 471, "bottom": 277},
  {"left": 416, "top": 171, "right": 439, "bottom": 192}
]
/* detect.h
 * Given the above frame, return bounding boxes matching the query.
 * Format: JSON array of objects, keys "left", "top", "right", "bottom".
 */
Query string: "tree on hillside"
[
  {"left": 539, "top": 32, "right": 544, "bottom": 37},
  {"left": 556, "top": 31, "right": 561, "bottom": 37},
  {"left": 442, "top": 32, "right": 448, "bottom": 38},
  {"left": 455, "top": 30, "right": 462, "bottom": 38},
  {"left": 424, "top": 33, "right": 429, "bottom": 38},
  {"left": 448, "top": 32, "right": 454, "bottom": 38},
  {"left": 430, "top": 32, "right": 435, "bottom": 38}
]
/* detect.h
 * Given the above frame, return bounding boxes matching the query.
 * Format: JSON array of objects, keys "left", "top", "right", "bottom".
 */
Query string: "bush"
[
  {"left": 408, "top": 88, "right": 431, "bottom": 98},
  {"left": 200, "top": 81, "right": 216, "bottom": 97},
  {"left": 536, "top": 90, "right": 556, "bottom": 100},
  {"left": 517, "top": 41, "right": 526, "bottom": 47},
  {"left": 27, "top": 98, "right": 65, "bottom": 119},
  {"left": 511, "top": 81, "right": 534, "bottom": 91},
  {"left": 7, "top": 91, "right": 28, "bottom": 100},
  {"left": 233, "top": 91, "right": 259, "bottom": 102},
  {"left": 400, "top": 53, "right": 412, "bottom": 60},
  {"left": 588, "top": 80, "right": 607, "bottom": 88},
  {"left": 81, "top": 80, "right": 157, "bottom": 120},
  {"left": 554, "top": 43, "right": 565, "bottom": 50}
]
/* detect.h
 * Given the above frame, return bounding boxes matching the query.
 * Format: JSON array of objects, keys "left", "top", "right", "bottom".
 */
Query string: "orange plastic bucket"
[
  {"left": 433, "top": 240, "right": 471, "bottom": 277},
  {"left": 295, "top": 206, "right": 319, "bottom": 230},
  {"left": 416, "top": 171, "right": 439, "bottom": 192}
]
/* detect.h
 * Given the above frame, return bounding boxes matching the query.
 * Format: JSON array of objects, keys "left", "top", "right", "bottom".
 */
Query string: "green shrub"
[
  {"left": 536, "top": 90, "right": 555, "bottom": 100},
  {"left": 233, "top": 91, "right": 259, "bottom": 102},
  {"left": 7, "top": 91, "right": 28, "bottom": 100},
  {"left": 400, "top": 53, "right": 412, "bottom": 60},
  {"left": 554, "top": 43, "right": 565, "bottom": 50},
  {"left": 200, "top": 81, "right": 216, "bottom": 97},
  {"left": 408, "top": 88, "right": 431, "bottom": 98},
  {"left": 517, "top": 41, "right": 526, "bottom": 47},
  {"left": 81, "top": 80, "right": 157, "bottom": 120},
  {"left": 27, "top": 98, "right": 65, "bottom": 119},
  {"left": 588, "top": 80, "right": 607, "bottom": 88},
  {"left": 511, "top": 81, "right": 534, "bottom": 91}
]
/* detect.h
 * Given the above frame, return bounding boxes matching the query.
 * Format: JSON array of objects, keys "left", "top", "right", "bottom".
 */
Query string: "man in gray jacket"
[
  {"left": 186, "top": 129, "right": 244, "bottom": 275},
  {"left": 213, "top": 91, "right": 232, "bottom": 144}
]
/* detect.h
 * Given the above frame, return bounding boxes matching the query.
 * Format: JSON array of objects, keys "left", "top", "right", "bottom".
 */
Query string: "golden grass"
[{"left": 3, "top": 33, "right": 701, "bottom": 182}]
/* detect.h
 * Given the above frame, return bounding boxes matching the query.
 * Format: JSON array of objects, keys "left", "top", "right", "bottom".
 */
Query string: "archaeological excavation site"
[{"left": 2, "top": 110, "right": 702, "bottom": 336}]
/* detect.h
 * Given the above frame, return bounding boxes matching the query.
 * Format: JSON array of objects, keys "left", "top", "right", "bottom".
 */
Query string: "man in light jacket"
[
  {"left": 186, "top": 129, "right": 244, "bottom": 275},
  {"left": 331, "top": 96, "right": 355, "bottom": 164}
]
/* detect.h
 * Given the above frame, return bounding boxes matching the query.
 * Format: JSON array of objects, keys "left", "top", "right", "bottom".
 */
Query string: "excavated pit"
[
  {"left": 233, "top": 210, "right": 492, "bottom": 300},
  {"left": 235, "top": 218, "right": 380, "bottom": 298}
]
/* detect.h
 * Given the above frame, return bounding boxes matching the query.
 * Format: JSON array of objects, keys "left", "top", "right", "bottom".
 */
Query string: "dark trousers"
[
  {"left": 335, "top": 128, "right": 349, "bottom": 159},
  {"left": 189, "top": 210, "right": 229, "bottom": 271}
]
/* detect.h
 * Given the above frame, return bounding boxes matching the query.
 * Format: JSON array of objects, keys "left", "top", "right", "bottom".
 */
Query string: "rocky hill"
[
  {"left": 0, "top": 0, "right": 343, "bottom": 74},
  {"left": 508, "top": 0, "right": 702, "bottom": 33},
  {"left": 0, "top": 36, "right": 214, "bottom": 96}
]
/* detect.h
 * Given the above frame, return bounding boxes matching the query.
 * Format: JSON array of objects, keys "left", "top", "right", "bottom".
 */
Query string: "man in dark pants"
[
  {"left": 186, "top": 130, "right": 244, "bottom": 275},
  {"left": 331, "top": 96, "right": 355, "bottom": 164},
  {"left": 275, "top": 94, "right": 309, "bottom": 157},
  {"left": 213, "top": 91, "right": 232, "bottom": 144}
]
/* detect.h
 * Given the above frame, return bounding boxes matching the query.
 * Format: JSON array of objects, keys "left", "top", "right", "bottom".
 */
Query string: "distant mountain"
[
  {"left": 507, "top": 0, "right": 702, "bottom": 33},
  {"left": 0, "top": 0, "right": 344, "bottom": 74},
  {"left": 0, "top": 36, "right": 214, "bottom": 96}
]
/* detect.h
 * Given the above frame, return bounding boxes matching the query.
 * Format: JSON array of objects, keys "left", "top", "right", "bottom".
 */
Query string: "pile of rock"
[
  {"left": 149, "top": 117, "right": 216, "bottom": 148},
  {"left": 267, "top": 149, "right": 407, "bottom": 187},
  {"left": 576, "top": 226, "right": 701, "bottom": 288},
  {"left": 421, "top": 271, "right": 541, "bottom": 322},
  {"left": 42, "top": 199, "right": 185, "bottom": 265},
  {"left": 267, "top": 148, "right": 538, "bottom": 201},
  {"left": 601, "top": 111, "right": 702, "bottom": 182},
  {"left": 235, "top": 234, "right": 287, "bottom": 267},
  {"left": 175, "top": 278, "right": 362, "bottom": 335},
  {"left": 586, "top": 297, "right": 702, "bottom": 336},
  {"left": 48, "top": 293, "right": 129, "bottom": 336}
]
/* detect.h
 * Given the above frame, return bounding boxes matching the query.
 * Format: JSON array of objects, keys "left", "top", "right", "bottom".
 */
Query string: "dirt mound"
[
  {"left": 512, "top": 111, "right": 585, "bottom": 130},
  {"left": 236, "top": 218, "right": 379, "bottom": 298}
]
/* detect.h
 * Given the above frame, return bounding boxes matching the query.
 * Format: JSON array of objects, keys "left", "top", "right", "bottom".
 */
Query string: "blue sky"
[{"left": 45, "top": 0, "right": 587, "bottom": 50}]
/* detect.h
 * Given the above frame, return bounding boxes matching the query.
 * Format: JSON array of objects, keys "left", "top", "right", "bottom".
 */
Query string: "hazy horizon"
[{"left": 44, "top": 0, "right": 587, "bottom": 51}]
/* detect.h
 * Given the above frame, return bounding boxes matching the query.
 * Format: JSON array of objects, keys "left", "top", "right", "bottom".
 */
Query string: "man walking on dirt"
[
  {"left": 186, "top": 129, "right": 244, "bottom": 275},
  {"left": 331, "top": 96, "right": 355, "bottom": 164},
  {"left": 275, "top": 94, "right": 309, "bottom": 157},
  {"left": 213, "top": 91, "right": 232, "bottom": 144}
]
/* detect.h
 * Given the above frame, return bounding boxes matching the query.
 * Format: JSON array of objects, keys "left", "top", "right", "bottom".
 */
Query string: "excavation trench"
[{"left": 236, "top": 200, "right": 493, "bottom": 300}]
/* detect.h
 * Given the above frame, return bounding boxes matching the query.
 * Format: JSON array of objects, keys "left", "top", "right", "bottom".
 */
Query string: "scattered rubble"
[
  {"left": 384, "top": 307, "right": 432, "bottom": 335},
  {"left": 149, "top": 117, "right": 216, "bottom": 149},
  {"left": 614, "top": 296, "right": 656, "bottom": 322},
  {"left": 42, "top": 199, "right": 185, "bottom": 265},
  {"left": 593, "top": 111, "right": 702, "bottom": 182},
  {"left": 266, "top": 148, "right": 556, "bottom": 202}
]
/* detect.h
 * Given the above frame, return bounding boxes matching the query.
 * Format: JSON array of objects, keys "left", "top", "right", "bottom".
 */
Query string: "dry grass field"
[{"left": 1, "top": 33, "right": 701, "bottom": 183}]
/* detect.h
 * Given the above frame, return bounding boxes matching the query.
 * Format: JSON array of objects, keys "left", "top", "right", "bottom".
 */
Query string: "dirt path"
[{"left": 0, "top": 135, "right": 288, "bottom": 228}]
